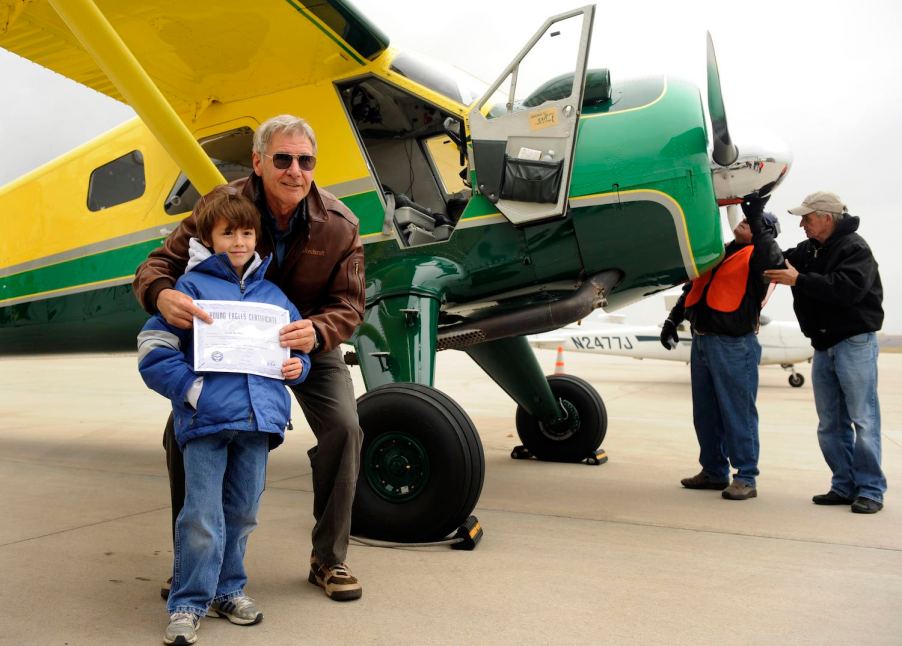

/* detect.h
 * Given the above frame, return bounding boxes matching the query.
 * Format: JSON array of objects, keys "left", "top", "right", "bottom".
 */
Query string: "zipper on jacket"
[{"left": 240, "top": 278, "right": 246, "bottom": 294}]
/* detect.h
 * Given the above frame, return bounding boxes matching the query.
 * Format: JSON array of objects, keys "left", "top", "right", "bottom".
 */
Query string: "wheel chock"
[
  {"left": 451, "top": 516, "right": 483, "bottom": 550},
  {"left": 584, "top": 449, "right": 608, "bottom": 466},
  {"left": 512, "top": 445, "right": 608, "bottom": 465}
]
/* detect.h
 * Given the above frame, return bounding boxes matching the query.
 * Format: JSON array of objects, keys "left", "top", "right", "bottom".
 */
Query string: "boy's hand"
[
  {"left": 282, "top": 357, "right": 303, "bottom": 381},
  {"left": 157, "top": 289, "right": 213, "bottom": 329},
  {"left": 280, "top": 319, "right": 316, "bottom": 353}
]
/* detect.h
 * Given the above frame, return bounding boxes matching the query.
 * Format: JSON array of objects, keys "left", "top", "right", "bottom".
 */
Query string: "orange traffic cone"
[{"left": 554, "top": 345, "right": 566, "bottom": 375}]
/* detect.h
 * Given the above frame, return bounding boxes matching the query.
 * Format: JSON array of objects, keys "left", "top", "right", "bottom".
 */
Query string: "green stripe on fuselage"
[{"left": 1, "top": 239, "right": 162, "bottom": 304}]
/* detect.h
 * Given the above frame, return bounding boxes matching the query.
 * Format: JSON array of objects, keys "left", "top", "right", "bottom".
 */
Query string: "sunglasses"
[{"left": 263, "top": 152, "right": 317, "bottom": 171}]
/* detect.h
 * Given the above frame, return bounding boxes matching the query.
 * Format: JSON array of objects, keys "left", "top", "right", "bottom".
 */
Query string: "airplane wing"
[{"left": 0, "top": 0, "right": 389, "bottom": 115}]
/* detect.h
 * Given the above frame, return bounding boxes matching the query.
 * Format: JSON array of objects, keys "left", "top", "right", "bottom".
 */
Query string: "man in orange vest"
[{"left": 659, "top": 194, "right": 784, "bottom": 500}]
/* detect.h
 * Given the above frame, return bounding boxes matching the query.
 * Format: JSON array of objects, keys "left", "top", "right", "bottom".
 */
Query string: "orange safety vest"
[{"left": 684, "top": 245, "right": 754, "bottom": 313}]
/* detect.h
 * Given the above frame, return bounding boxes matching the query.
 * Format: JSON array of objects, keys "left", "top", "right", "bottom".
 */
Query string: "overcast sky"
[{"left": 1, "top": 0, "right": 899, "bottom": 331}]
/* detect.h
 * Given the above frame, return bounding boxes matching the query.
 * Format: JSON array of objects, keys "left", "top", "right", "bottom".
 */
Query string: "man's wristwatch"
[{"left": 311, "top": 328, "right": 321, "bottom": 352}]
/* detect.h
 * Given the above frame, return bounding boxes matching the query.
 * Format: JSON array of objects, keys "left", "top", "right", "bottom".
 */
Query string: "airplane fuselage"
[
  {"left": 1, "top": 68, "right": 723, "bottom": 363},
  {"left": 531, "top": 319, "right": 813, "bottom": 366}
]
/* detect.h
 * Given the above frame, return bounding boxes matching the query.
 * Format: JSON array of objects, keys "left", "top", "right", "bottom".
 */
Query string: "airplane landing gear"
[
  {"left": 781, "top": 363, "right": 805, "bottom": 388},
  {"left": 351, "top": 383, "right": 484, "bottom": 543},
  {"left": 514, "top": 374, "right": 607, "bottom": 462}
]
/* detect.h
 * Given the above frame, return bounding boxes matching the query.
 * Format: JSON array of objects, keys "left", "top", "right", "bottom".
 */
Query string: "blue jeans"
[
  {"left": 690, "top": 333, "right": 762, "bottom": 485},
  {"left": 168, "top": 430, "right": 269, "bottom": 616},
  {"left": 812, "top": 332, "right": 886, "bottom": 503}
]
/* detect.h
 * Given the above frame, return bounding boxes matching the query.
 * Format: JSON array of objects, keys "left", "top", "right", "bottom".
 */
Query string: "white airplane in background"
[{"left": 529, "top": 314, "right": 813, "bottom": 387}]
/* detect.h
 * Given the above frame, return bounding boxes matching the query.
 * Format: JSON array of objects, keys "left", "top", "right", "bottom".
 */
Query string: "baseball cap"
[{"left": 787, "top": 191, "right": 847, "bottom": 216}]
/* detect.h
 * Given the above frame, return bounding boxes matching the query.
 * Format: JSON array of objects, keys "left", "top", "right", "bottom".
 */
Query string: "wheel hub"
[
  {"left": 538, "top": 398, "right": 580, "bottom": 441},
  {"left": 364, "top": 432, "right": 430, "bottom": 502}
]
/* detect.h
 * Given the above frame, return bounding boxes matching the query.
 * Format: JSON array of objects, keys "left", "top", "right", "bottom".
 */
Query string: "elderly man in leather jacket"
[{"left": 134, "top": 115, "right": 366, "bottom": 600}]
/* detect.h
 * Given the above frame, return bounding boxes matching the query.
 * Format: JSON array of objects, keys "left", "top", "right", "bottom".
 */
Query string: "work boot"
[
  {"left": 309, "top": 555, "right": 362, "bottom": 601},
  {"left": 851, "top": 497, "right": 883, "bottom": 514},
  {"left": 722, "top": 480, "right": 757, "bottom": 500},
  {"left": 680, "top": 470, "right": 729, "bottom": 490},
  {"left": 812, "top": 491, "right": 854, "bottom": 505}
]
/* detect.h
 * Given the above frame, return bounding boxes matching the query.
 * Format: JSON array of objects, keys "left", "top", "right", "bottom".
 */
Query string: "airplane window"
[
  {"left": 423, "top": 134, "right": 467, "bottom": 195},
  {"left": 486, "top": 13, "right": 583, "bottom": 118},
  {"left": 390, "top": 52, "right": 486, "bottom": 106},
  {"left": 87, "top": 150, "right": 145, "bottom": 211},
  {"left": 164, "top": 127, "right": 254, "bottom": 215}
]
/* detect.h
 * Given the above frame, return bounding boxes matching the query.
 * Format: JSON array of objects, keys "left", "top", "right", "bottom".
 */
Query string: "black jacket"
[
  {"left": 668, "top": 212, "right": 784, "bottom": 336},
  {"left": 783, "top": 215, "right": 883, "bottom": 350}
]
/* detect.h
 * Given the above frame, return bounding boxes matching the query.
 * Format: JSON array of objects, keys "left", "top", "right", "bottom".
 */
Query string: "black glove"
[
  {"left": 660, "top": 319, "right": 679, "bottom": 350},
  {"left": 741, "top": 192, "right": 771, "bottom": 219}
]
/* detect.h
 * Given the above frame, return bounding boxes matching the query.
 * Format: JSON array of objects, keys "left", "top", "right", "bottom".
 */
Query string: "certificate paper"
[{"left": 193, "top": 300, "right": 290, "bottom": 379}]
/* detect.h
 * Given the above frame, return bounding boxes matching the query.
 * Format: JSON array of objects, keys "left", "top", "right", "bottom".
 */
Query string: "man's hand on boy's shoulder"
[
  {"left": 282, "top": 357, "right": 303, "bottom": 382},
  {"left": 157, "top": 289, "right": 214, "bottom": 329}
]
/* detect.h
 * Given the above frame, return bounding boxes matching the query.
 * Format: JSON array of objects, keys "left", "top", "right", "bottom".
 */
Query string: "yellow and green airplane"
[{"left": 0, "top": 1, "right": 790, "bottom": 542}]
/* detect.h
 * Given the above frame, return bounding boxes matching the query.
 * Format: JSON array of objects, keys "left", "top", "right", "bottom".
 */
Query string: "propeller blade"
[{"left": 706, "top": 32, "right": 738, "bottom": 167}]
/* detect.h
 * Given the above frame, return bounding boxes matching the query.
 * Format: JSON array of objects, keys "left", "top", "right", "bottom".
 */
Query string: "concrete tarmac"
[{"left": 1, "top": 349, "right": 900, "bottom": 645}]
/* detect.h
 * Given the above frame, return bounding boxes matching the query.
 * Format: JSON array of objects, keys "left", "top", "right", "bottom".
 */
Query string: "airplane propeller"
[
  {"left": 706, "top": 31, "right": 738, "bottom": 168},
  {"left": 706, "top": 31, "right": 792, "bottom": 221}
]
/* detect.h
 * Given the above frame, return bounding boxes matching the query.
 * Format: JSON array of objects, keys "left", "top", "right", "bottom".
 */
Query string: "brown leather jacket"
[{"left": 132, "top": 174, "right": 365, "bottom": 353}]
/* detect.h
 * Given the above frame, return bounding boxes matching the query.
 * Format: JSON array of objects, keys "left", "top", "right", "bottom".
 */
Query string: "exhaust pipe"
[{"left": 436, "top": 270, "right": 621, "bottom": 351}]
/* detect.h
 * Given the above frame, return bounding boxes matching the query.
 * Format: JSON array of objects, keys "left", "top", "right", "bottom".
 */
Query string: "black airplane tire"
[
  {"left": 789, "top": 373, "right": 804, "bottom": 388},
  {"left": 515, "top": 375, "right": 607, "bottom": 462},
  {"left": 351, "top": 383, "right": 485, "bottom": 542}
]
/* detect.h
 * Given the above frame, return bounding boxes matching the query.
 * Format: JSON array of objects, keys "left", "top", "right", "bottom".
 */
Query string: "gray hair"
[
  {"left": 815, "top": 209, "right": 847, "bottom": 224},
  {"left": 253, "top": 115, "right": 317, "bottom": 156}
]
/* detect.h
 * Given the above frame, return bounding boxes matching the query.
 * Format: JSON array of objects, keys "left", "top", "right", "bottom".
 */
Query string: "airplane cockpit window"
[
  {"left": 87, "top": 150, "right": 145, "bottom": 211},
  {"left": 164, "top": 127, "right": 254, "bottom": 215},
  {"left": 338, "top": 76, "right": 472, "bottom": 248},
  {"left": 390, "top": 52, "right": 485, "bottom": 106}
]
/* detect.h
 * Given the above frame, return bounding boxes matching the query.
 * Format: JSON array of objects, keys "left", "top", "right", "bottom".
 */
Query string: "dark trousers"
[{"left": 164, "top": 348, "right": 363, "bottom": 565}]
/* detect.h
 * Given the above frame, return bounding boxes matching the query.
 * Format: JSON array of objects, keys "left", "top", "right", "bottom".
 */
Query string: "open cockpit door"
[{"left": 468, "top": 5, "right": 595, "bottom": 225}]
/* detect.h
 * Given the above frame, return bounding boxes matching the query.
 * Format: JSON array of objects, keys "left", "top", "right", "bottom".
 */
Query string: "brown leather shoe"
[
  {"left": 681, "top": 471, "right": 729, "bottom": 490},
  {"left": 309, "top": 555, "right": 362, "bottom": 601},
  {"left": 722, "top": 480, "right": 757, "bottom": 500}
]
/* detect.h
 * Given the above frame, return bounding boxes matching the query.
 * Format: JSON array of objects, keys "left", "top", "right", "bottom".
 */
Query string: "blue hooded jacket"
[{"left": 137, "top": 240, "right": 310, "bottom": 449}]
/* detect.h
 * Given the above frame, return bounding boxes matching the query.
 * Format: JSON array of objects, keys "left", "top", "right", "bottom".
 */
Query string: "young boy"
[{"left": 138, "top": 185, "right": 310, "bottom": 645}]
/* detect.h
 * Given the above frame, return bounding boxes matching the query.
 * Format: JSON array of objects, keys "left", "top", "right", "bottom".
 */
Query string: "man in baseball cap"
[
  {"left": 764, "top": 191, "right": 886, "bottom": 513},
  {"left": 786, "top": 191, "right": 847, "bottom": 216}
]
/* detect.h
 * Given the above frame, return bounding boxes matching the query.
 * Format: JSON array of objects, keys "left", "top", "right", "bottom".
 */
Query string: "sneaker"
[
  {"left": 164, "top": 612, "right": 200, "bottom": 645},
  {"left": 161, "top": 576, "right": 172, "bottom": 600},
  {"left": 722, "top": 480, "right": 757, "bottom": 500},
  {"left": 812, "top": 491, "right": 854, "bottom": 505},
  {"left": 681, "top": 471, "right": 729, "bottom": 490},
  {"left": 309, "top": 558, "right": 362, "bottom": 601},
  {"left": 207, "top": 595, "right": 263, "bottom": 625},
  {"left": 851, "top": 497, "right": 883, "bottom": 514}
]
